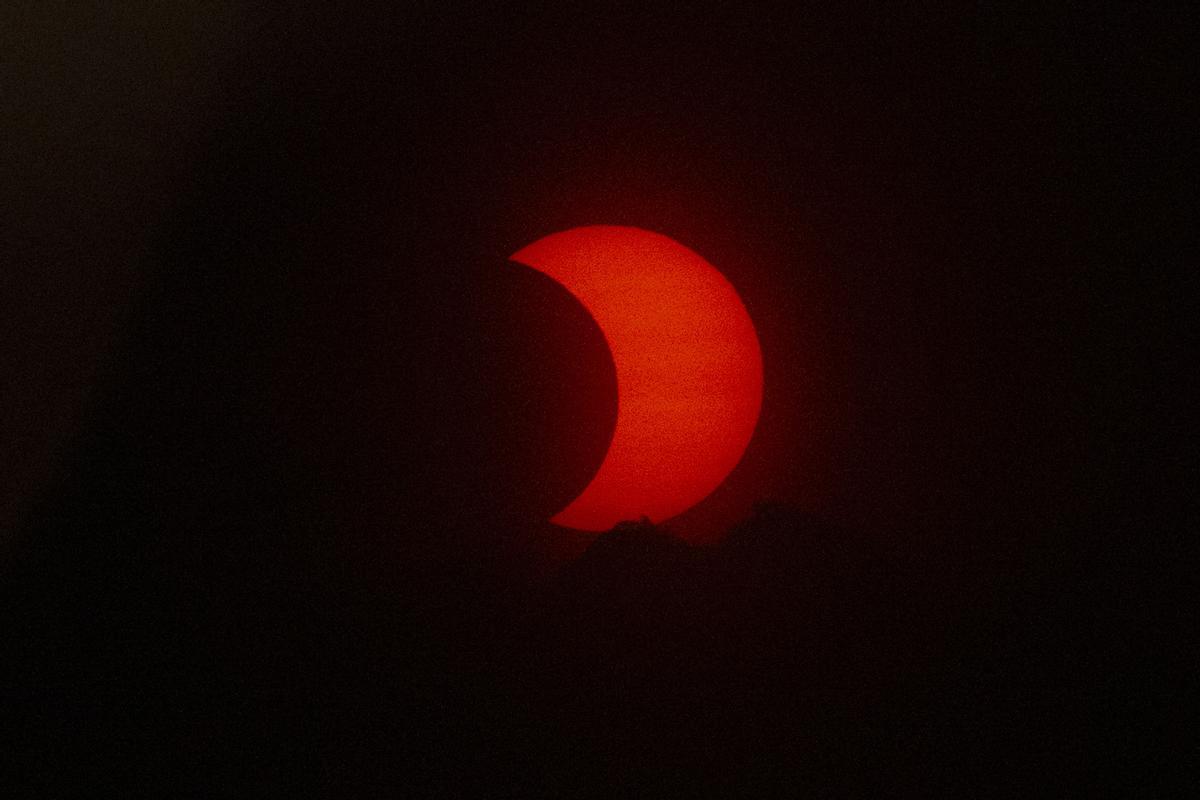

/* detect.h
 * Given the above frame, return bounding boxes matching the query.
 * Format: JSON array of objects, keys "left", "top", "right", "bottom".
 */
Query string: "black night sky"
[{"left": 2, "top": 5, "right": 1188, "bottom": 795}]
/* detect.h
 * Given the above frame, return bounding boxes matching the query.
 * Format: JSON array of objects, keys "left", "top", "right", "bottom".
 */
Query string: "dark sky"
[{"left": 2, "top": 4, "right": 1189, "bottom": 794}]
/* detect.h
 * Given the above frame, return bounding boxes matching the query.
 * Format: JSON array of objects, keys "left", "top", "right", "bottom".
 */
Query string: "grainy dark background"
[{"left": 3, "top": 4, "right": 1190, "bottom": 794}]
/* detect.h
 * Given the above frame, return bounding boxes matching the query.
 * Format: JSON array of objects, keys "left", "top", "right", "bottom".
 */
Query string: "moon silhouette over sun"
[{"left": 510, "top": 225, "right": 763, "bottom": 531}]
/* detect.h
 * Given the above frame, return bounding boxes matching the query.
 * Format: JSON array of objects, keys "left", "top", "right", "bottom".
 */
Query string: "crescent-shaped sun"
[{"left": 511, "top": 225, "right": 763, "bottom": 531}]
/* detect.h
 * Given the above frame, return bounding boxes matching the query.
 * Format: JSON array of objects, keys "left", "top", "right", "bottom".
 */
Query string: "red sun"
[{"left": 511, "top": 226, "right": 763, "bottom": 531}]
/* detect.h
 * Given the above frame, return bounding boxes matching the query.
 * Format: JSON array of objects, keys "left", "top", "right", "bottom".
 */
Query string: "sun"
[{"left": 510, "top": 226, "right": 762, "bottom": 530}]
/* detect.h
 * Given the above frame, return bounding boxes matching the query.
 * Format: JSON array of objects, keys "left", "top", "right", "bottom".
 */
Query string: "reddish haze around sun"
[{"left": 511, "top": 226, "right": 763, "bottom": 531}]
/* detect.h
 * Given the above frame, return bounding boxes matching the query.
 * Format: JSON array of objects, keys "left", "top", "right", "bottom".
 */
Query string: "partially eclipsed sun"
[{"left": 510, "top": 226, "right": 763, "bottom": 531}]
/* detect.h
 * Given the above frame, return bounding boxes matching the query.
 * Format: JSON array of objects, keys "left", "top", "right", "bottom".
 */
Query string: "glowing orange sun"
[{"left": 511, "top": 225, "right": 762, "bottom": 531}]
